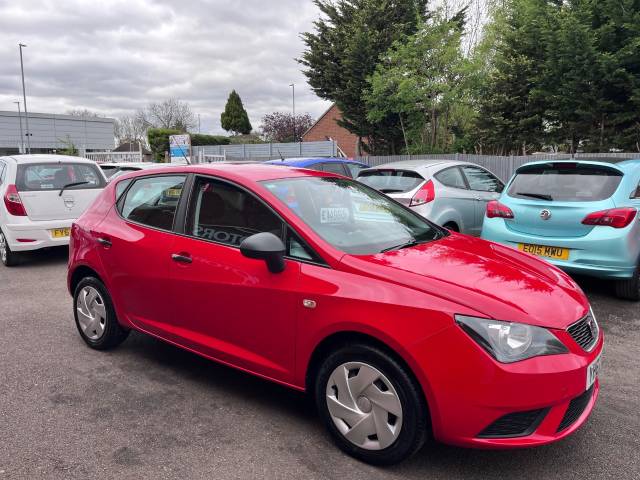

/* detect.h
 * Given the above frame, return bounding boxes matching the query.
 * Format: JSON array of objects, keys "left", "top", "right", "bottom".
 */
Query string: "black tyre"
[
  {"left": 314, "top": 343, "right": 429, "bottom": 465},
  {"left": 615, "top": 267, "right": 640, "bottom": 301},
  {"left": 0, "top": 229, "right": 20, "bottom": 267},
  {"left": 73, "top": 277, "right": 129, "bottom": 349}
]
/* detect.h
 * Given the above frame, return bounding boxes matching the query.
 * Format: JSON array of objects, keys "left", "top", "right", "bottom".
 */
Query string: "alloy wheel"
[
  {"left": 326, "top": 362, "right": 403, "bottom": 450},
  {"left": 76, "top": 286, "right": 107, "bottom": 340},
  {"left": 0, "top": 231, "right": 7, "bottom": 264}
]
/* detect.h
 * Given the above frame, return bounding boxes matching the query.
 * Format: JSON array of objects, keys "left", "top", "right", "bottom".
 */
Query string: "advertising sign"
[{"left": 169, "top": 134, "right": 191, "bottom": 164}]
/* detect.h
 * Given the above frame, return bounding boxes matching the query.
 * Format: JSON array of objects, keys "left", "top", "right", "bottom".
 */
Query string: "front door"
[{"left": 167, "top": 176, "right": 301, "bottom": 383}]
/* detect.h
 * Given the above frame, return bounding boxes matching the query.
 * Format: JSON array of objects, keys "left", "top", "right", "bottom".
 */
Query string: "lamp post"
[
  {"left": 289, "top": 83, "right": 296, "bottom": 142},
  {"left": 14, "top": 101, "right": 24, "bottom": 153},
  {"left": 19, "top": 43, "right": 31, "bottom": 154}
]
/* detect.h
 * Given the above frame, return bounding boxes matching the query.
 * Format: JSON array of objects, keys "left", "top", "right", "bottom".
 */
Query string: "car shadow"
[{"left": 15, "top": 246, "right": 69, "bottom": 267}]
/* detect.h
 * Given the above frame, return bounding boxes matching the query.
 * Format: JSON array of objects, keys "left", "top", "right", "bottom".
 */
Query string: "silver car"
[{"left": 357, "top": 160, "right": 504, "bottom": 235}]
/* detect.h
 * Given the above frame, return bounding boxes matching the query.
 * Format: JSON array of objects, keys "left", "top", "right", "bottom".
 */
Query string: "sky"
[{"left": 0, "top": 0, "right": 332, "bottom": 134}]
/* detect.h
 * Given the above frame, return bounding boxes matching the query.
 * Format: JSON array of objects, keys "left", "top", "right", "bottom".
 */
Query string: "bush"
[
  {"left": 190, "top": 134, "right": 231, "bottom": 147},
  {"left": 147, "top": 128, "right": 181, "bottom": 162}
]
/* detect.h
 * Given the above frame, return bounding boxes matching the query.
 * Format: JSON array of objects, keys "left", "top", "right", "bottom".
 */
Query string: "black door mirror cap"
[{"left": 240, "top": 232, "right": 286, "bottom": 273}]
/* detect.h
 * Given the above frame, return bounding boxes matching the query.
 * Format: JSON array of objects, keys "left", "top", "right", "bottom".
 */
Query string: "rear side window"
[
  {"left": 320, "top": 162, "right": 348, "bottom": 176},
  {"left": 357, "top": 169, "right": 424, "bottom": 193},
  {"left": 16, "top": 163, "right": 105, "bottom": 192},
  {"left": 435, "top": 167, "right": 467, "bottom": 189},
  {"left": 507, "top": 164, "right": 623, "bottom": 202},
  {"left": 119, "top": 175, "right": 186, "bottom": 231}
]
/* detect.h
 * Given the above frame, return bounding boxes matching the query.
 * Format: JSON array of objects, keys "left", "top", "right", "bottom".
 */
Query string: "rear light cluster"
[
  {"left": 486, "top": 200, "right": 514, "bottom": 219},
  {"left": 582, "top": 207, "right": 637, "bottom": 228},
  {"left": 3, "top": 184, "right": 27, "bottom": 216},
  {"left": 410, "top": 180, "right": 435, "bottom": 206}
]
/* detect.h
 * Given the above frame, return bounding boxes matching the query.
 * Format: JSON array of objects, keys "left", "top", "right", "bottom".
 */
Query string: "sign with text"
[{"left": 169, "top": 134, "right": 191, "bottom": 164}]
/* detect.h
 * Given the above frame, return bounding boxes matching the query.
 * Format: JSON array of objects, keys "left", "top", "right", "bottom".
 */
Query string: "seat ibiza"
[{"left": 68, "top": 164, "right": 603, "bottom": 464}]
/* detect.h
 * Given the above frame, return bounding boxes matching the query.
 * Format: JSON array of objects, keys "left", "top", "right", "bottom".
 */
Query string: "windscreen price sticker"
[{"left": 320, "top": 207, "right": 350, "bottom": 224}]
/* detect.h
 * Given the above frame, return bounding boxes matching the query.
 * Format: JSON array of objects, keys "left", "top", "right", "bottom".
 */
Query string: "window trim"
[
  {"left": 434, "top": 166, "right": 469, "bottom": 190},
  {"left": 460, "top": 165, "right": 504, "bottom": 192},
  {"left": 115, "top": 172, "right": 190, "bottom": 234},
  {"left": 181, "top": 174, "right": 330, "bottom": 268}
]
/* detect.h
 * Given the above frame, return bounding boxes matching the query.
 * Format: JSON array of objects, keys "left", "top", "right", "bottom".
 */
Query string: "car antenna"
[{"left": 277, "top": 149, "right": 285, "bottom": 162}]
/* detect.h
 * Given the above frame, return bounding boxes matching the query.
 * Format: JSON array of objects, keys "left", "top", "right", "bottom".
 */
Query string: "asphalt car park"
[{"left": 0, "top": 247, "right": 638, "bottom": 479}]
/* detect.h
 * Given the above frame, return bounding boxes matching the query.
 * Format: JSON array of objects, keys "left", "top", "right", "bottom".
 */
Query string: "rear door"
[
  {"left": 433, "top": 166, "right": 476, "bottom": 232},
  {"left": 460, "top": 165, "right": 504, "bottom": 235},
  {"left": 503, "top": 163, "right": 623, "bottom": 238},
  {"left": 16, "top": 162, "right": 106, "bottom": 221}
]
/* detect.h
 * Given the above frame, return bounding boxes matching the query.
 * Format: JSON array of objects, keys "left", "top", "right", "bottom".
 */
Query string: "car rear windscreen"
[
  {"left": 357, "top": 169, "right": 424, "bottom": 193},
  {"left": 507, "top": 164, "right": 623, "bottom": 202},
  {"left": 16, "top": 163, "right": 106, "bottom": 192}
]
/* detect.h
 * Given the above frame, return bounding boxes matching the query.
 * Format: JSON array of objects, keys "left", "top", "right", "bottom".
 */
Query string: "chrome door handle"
[
  {"left": 171, "top": 253, "right": 192, "bottom": 264},
  {"left": 96, "top": 237, "right": 112, "bottom": 247}
]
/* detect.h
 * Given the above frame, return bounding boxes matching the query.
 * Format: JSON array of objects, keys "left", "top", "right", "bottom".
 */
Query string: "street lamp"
[
  {"left": 19, "top": 43, "right": 31, "bottom": 154},
  {"left": 14, "top": 101, "right": 24, "bottom": 153},
  {"left": 289, "top": 83, "right": 296, "bottom": 142}
]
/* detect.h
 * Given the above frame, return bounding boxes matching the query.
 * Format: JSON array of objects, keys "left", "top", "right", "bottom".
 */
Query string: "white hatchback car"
[{"left": 0, "top": 155, "right": 106, "bottom": 266}]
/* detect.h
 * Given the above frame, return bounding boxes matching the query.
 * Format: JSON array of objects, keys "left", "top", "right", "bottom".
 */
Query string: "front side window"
[
  {"left": 188, "top": 177, "right": 284, "bottom": 248},
  {"left": 346, "top": 163, "right": 368, "bottom": 178},
  {"left": 262, "top": 177, "right": 443, "bottom": 255},
  {"left": 119, "top": 175, "right": 185, "bottom": 230},
  {"left": 461, "top": 166, "right": 503, "bottom": 192},
  {"left": 16, "top": 163, "right": 105, "bottom": 192},
  {"left": 507, "top": 164, "right": 623, "bottom": 202}
]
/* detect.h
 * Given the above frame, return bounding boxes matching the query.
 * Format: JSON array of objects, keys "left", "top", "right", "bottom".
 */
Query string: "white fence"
[
  {"left": 354, "top": 153, "right": 640, "bottom": 182},
  {"left": 84, "top": 151, "right": 144, "bottom": 164},
  {"left": 193, "top": 140, "right": 339, "bottom": 161}
]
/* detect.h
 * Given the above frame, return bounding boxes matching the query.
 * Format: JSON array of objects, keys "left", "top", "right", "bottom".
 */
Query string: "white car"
[
  {"left": 0, "top": 154, "right": 107, "bottom": 266},
  {"left": 99, "top": 162, "right": 167, "bottom": 182}
]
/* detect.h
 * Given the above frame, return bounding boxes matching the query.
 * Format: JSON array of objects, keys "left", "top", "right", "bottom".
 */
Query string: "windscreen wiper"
[
  {"left": 515, "top": 192, "right": 553, "bottom": 201},
  {"left": 379, "top": 189, "right": 404, "bottom": 193},
  {"left": 381, "top": 239, "right": 421, "bottom": 253},
  {"left": 59, "top": 181, "right": 89, "bottom": 196}
]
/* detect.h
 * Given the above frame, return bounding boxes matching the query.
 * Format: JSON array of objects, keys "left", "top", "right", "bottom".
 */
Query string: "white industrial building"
[{"left": 0, "top": 110, "right": 115, "bottom": 156}]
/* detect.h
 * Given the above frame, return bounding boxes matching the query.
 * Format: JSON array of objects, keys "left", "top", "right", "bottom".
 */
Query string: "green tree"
[
  {"left": 220, "top": 90, "right": 252, "bottom": 135},
  {"left": 366, "top": 9, "right": 469, "bottom": 153},
  {"left": 299, "top": 0, "right": 428, "bottom": 154},
  {"left": 147, "top": 128, "right": 181, "bottom": 162}
]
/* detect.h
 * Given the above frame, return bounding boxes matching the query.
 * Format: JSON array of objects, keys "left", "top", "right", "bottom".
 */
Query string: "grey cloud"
[{"left": 0, "top": 0, "right": 330, "bottom": 134}]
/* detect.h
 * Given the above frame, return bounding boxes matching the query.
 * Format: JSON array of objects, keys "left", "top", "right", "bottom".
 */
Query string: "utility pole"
[
  {"left": 198, "top": 114, "right": 201, "bottom": 133},
  {"left": 14, "top": 101, "right": 24, "bottom": 153},
  {"left": 289, "top": 83, "right": 296, "bottom": 142},
  {"left": 19, "top": 43, "right": 31, "bottom": 154}
]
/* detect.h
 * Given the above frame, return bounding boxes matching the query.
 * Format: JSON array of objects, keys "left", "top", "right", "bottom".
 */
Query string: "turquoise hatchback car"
[{"left": 481, "top": 160, "right": 640, "bottom": 300}]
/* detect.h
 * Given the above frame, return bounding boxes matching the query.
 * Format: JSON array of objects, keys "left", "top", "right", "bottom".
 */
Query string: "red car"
[{"left": 68, "top": 164, "right": 603, "bottom": 465}]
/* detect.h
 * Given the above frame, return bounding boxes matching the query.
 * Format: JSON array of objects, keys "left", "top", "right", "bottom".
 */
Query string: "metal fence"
[
  {"left": 84, "top": 151, "right": 144, "bottom": 163},
  {"left": 193, "top": 140, "right": 338, "bottom": 162},
  {"left": 354, "top": 153, "right": 640, "bottom": 181}
]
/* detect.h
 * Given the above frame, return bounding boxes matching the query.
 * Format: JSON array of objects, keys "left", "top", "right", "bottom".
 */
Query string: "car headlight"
[{"left": 455, "top": 315, "right": 568, "bottom": 363}]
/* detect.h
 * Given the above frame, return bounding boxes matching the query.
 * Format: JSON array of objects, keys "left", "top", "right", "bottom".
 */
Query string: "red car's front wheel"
[{"left": 314, "top": 343, "right": 429, "bottom": 465}]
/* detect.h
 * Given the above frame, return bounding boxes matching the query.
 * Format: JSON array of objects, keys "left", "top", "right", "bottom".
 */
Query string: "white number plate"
[{"left": 586, "top": 351, "right": 602, "bottom": 391}]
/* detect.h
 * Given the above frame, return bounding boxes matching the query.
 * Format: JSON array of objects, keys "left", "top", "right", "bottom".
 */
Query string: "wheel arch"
[
  {"left": 304, "top": 330, "right": 432, "bottom": 428},
  {"left": 68, "top": 264, "right": 104, "bottom": 296}
]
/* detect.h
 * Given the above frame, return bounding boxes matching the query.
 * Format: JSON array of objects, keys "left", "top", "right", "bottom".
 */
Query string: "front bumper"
[
  {"left": 3, "top": 219, "right": 73, "bottom": 251},
  {"left": 410, "top": 323, "right": 603, "bottom": 449},
  {"left": 481, "top": 217, "right": 639, "bottom": 279}
]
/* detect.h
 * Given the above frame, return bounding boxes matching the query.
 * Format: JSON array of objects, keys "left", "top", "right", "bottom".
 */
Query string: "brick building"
[{"left": 301, "top": 104, "right": 360, "bottom": 158}]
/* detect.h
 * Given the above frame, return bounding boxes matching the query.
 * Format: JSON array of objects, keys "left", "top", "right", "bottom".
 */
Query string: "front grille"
[
  {"left": 478, "top": 408, "right": 548, "bottom": 438},
  {"left": 557, "top": 385, "right": 594, "bottom": 432},
  {"left": 567, "top": 312, "right": 599, "bottom": 351}
]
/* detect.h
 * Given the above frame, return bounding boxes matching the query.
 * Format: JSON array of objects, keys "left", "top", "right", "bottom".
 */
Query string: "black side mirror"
[{"left": 240, "top": 232, "right": 286, "bottom": 273}]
